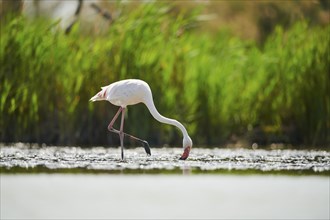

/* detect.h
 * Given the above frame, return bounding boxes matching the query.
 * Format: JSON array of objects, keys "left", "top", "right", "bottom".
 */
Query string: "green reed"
[{"left": 0, "top": 3, "right": 329, "bottom": 147}]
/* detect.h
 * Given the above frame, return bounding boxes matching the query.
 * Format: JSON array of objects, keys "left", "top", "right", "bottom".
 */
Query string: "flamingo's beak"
[
  {"left": 179, "top": 146, "right": 191, "bottom": 160},
  {"left": 89, "top": 93, "right": 102, "bottom": 102}
]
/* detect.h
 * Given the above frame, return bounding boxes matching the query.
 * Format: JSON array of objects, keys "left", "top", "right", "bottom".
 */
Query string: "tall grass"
[
  {"left": 186, "top": 22, "right": 329, "bottom": 146},
  {"left": 0, "top": 3, "right": 329, "bottom": 147}
]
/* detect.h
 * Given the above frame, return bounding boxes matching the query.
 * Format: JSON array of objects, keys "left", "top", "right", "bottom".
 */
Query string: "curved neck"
[{"left": 143, "top": 98, "right": 189, "bottom": 139}]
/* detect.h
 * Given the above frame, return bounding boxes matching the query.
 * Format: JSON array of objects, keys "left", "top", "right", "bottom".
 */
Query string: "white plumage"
[{"left": 90, "top": 79, "right": 192, "bottom": 160}]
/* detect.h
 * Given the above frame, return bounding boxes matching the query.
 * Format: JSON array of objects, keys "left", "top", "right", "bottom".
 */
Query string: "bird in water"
[{"left": 90, "top": 79, "right": 192, "bottom": 160}]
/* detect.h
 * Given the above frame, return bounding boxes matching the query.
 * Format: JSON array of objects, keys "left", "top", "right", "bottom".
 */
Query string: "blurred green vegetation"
[{"left": 0, "top": 2, "right": 329, "bottom": 148}]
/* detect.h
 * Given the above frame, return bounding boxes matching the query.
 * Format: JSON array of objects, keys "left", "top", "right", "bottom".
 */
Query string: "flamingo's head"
[
  {"left": 179, "top": 136, "right": 193, "bottom": 160},
  {"left": 89, "top": 88, "right": 107, "bottom": 102}
]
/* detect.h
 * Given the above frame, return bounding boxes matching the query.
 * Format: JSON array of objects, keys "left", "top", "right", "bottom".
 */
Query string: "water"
[
  {"left": 1, "top": 143, "right": 329, "bottom": 174},
  {"left": 1, "top": 144, "right": 329, "bottom": 219}
]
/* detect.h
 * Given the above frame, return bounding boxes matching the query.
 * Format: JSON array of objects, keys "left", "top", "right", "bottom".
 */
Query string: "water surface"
[
  {"left": 1, "top": 144, "right": 329, "bottom": 174},
  {"left": 1, "top": 144, "right": 329, "bottom": 219}
]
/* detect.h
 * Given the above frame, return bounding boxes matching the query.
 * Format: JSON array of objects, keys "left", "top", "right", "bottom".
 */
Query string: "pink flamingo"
[{"left": 90, "top": 79, "right": 192, "bottom": 160}]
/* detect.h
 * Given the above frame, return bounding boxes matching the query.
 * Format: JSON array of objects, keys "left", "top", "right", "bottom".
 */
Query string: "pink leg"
[
  {"left": 107, "top": 107, "right": 151, "bottom": 156},
  {"left": 119, "top": 107, "right": 125, "bottom": 160},
  {"left": 107, "top": 107, "right": 123, "bottom": 131}
]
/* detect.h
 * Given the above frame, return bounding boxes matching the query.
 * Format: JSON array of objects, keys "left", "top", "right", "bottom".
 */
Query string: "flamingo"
[{"left": 90, "top": 79, "right": 192, "bottom": 160}]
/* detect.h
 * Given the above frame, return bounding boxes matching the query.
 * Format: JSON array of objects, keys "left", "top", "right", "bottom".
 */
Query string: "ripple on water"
[{"left": 0, "top": 145, "right": 329, "bottom": 173}]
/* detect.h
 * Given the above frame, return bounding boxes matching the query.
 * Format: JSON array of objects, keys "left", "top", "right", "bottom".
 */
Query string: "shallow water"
[
  {"left": 1, "top": 144, "right": 329, "bottom": 219},
  {"left": 1, "top": 144, "right": 329, "bottom": 174}
]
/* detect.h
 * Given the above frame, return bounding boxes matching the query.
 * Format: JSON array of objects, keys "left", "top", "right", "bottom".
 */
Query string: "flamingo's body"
[{"left": 90, "top": 79, "right": 192, "bottom": 160}]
